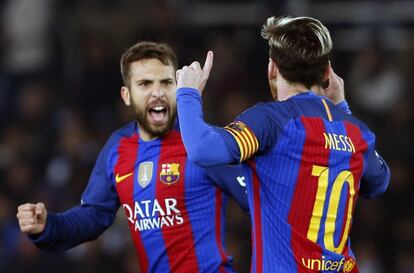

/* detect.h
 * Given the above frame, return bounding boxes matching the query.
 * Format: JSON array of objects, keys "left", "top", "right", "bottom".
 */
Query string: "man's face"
[{"left": 122, "top": 58, "right": 177, "bottom": 140}]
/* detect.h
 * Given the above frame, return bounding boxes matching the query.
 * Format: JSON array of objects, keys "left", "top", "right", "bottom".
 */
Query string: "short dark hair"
[
  {"left": 262, "top": 16, "right": 332, "bottom": 89},
  {"left": 120, "top": 41, "right": 177, "bottom": 87}
]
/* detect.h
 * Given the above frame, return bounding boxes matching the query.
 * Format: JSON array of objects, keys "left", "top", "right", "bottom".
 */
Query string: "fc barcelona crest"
[
  {"left": 138, "top": 161, "right": 153, "bottom": 188},
  {"left": 160, "top": 163, "right": 180, "bottom": 185}
]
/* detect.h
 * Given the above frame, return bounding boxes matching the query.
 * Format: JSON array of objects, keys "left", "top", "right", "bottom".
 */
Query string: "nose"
[{"left": 151, "top": 84, "right": 165, "bottom": 98}]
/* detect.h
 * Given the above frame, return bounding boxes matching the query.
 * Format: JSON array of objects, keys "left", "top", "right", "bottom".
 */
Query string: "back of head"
[
  {"left": 120, "top": 41, "right": 177, "bottom": 88},
  {"left": 262, "top": 16, "right": 332, "bottom": 89}
]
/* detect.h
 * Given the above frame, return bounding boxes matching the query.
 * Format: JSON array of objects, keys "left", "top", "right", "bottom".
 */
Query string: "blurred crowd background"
[{"left": 0, "top": 0, "right": 413, "bottom": 272}]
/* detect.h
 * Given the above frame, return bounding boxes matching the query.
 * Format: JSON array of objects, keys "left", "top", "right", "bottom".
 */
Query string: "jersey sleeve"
[
  {"left": 221, "top": 103, "right": 278, "bottom": 161},
  {"left": 29, "top": 204, "right": 116, "bottom": 252},
  {"left": 359, "top": 149, "right": 390, "bottom": 198},
  {"left": 80, "top": 134, "right": 120, "bottom": 209},
  {"left": 177, "top": 88, "right": 277, "bottom": 165},
  {"left": 29, "top": 136, "right": 121, "bottom": 251},
  {"left": 336, "top": 100, "right": 352, "bottom": 114},
  {"left": 205, "top": 164, "right": 249, "bottom": 213}
]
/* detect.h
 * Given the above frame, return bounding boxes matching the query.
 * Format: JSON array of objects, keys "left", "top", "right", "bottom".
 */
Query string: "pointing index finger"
[{"left": 202, "top": 51, "right": 214, "bottom": 79}]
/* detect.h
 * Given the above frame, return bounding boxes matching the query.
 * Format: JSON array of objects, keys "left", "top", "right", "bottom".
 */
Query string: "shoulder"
[
  {"left": 239, "top": 101, "right": 287, "bottom": 120},
  {"left": 103, "top": 121, "right": 137, "bottom": 153},
  {"left": 323, "top": 110, "right": 377, "bottom": 152},
  {"left": 338, "top": 112, "right": 375, "bottom": 136},
  {"left": 346, "top": 115, "right": 371, "bottom": 133}
]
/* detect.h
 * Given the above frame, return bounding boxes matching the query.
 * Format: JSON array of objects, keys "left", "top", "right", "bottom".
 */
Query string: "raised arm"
[
  {"left": 176, "top": 51, "right": 238, "bottom": 166},
  {"left": 322, "top": 65, "right": 351, "bottom": 114},
  {"left": 177, "top": 52, "right": 277, "bottom": 167}
]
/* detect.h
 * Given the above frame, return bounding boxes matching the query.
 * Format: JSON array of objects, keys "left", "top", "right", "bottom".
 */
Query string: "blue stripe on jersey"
[
  {"left": 252, "top": 118, "right": 307, "bottom": 272},
  {"left": 184, "top": 161, "right": 233, "bottom": 272},
  {"left": 135, "top": 138, "right": 171, "bottom": 272},
  {"left": 360, "top": 131, "right": 375, "bottom": 176},
  {"left": 185, "top": 161, "right": 210, "bottom": 268}
]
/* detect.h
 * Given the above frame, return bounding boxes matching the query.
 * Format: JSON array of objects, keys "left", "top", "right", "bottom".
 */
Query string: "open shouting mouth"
[{"left": 148, "top": 104, "right": 169, "bottom": 126}]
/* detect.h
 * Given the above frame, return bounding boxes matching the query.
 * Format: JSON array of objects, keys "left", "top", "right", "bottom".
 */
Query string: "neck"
[
  {"left": 138, "top": 127, "right": 159, "bottom": 142},
  {"left": 275, "top": 79, "right": 323, "bottom": 101}
]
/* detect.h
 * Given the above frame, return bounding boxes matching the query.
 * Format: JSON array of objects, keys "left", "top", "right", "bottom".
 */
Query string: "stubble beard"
[{"left": 134, "top": 102, "right": 177, "bottom": 139}]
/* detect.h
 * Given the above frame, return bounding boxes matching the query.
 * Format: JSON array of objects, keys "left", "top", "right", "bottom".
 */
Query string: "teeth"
[{"left": 152, "top": 106, "right": 165, "bottom": 111}]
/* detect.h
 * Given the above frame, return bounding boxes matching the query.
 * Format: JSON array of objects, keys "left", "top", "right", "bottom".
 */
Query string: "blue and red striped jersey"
[
  {"left": 82, "top": 121, "right": 237, "bottom": 273},
  {"left": 176, "top": 89, "right": 390, "bottom": 273},
  {"left": 222, "top": 92, "right": 390, "bottom": 273},
  {"left": 29, "top": 120, "right": 248, "bottom": 273}
]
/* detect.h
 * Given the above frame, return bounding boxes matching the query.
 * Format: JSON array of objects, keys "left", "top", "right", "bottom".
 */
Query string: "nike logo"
[{"left": 115, "top": 172, "right": 133, "bottom": 183}]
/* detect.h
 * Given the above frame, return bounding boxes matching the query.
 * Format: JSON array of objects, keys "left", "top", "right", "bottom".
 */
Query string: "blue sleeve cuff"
[
  {"left": 28, "top": 212, "right": 57, "bottom": 248},
  {"left": 337, "top": 100, "right": 352, "bottom": 114},
  {"left": 177, "top": 87, "right": 202, "bottom": 100}
]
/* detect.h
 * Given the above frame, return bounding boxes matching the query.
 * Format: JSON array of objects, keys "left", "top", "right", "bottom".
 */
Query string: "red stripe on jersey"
[
  {"left": 288, "top": 117, "right": 327, "bottom": 272},
  {"left": 156, "top": 130, "right": 200, "bottom": 273},
  {"left": 344, "top": 121, "right": 368, "bottom": 272},
  {"left": 114, "top": 134, "right": 149, "bottom": 272},
  {"left": 215, "top": 189, "right": 228, "bottom": 273},
  {"left": 247, "top": 160, "right": 263, "bottom": 273}
]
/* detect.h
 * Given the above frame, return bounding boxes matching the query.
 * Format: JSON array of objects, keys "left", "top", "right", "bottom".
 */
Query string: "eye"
[
  {"left": 162, "top": 79, "right": 174, "bottom": 86},
  {"left": 138, "top": 80, "right": 151, "bottom": 87}
]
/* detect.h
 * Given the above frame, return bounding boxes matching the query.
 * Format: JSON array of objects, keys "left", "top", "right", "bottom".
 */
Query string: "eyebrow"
[
  {"left": 135, "top": 77, "right": 174, "bottom": 83},
  {"left": 160, "top": 77, "right": 174, "bottom": 82}
]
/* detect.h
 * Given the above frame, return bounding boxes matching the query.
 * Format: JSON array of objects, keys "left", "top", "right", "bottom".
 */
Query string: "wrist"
[{"left": 177, "top": 87, "right": 202, "bottom": 97}]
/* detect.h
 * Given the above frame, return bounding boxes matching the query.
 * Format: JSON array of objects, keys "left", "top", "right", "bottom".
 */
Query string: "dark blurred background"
[{"left": 0, "top": 0, "right": 413, "bottom": 272}]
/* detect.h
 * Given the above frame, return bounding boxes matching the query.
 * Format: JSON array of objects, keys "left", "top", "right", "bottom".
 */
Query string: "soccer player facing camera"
[
  {"left": 17, "top": 41, "right": 248, "bottom": 273},
  {"left": 176, "top": 16, "right": 390, "bottom": 272}
]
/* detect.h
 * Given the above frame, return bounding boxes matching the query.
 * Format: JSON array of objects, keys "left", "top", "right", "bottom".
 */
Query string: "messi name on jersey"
[
  {"left": 323, "top": 132, "right": 355, "bottom": 153},
  {"left": 122, "top": 198, "right": 184, "bottom": 231}
]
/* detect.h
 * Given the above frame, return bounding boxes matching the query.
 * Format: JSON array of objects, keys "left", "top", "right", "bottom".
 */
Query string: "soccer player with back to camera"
[
  {"left": 175, "top": 16, "right": 390, "bottom": 273},
  {"left": 17, "top": 41, "right": 249, "bottom": 273}
]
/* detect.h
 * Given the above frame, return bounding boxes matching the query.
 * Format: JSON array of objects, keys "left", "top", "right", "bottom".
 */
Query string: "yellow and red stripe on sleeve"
[{"left": 224, "top": 121, "right": 259, "bottom": 162}]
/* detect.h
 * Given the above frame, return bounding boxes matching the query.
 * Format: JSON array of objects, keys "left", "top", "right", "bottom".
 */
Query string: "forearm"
[
  {"left": 177, "top": 88, "right": 235, "bottom": 166},
  {"left": 360, "top": 152, "right": 390, "bottom": 198},
  {"left": 30, "top": 205, "right": 116, "bottom": 252}
]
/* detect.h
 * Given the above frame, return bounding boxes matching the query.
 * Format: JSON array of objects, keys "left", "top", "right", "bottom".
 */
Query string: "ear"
[
  {"left": 267, "top": 58, "right": 278, "bottom": 81},
  {"left": 120, "top": 86, "right": 131, "bottom": 106},
  {"left": 323, "top": 61, "right": 331, "bottom": 82}
]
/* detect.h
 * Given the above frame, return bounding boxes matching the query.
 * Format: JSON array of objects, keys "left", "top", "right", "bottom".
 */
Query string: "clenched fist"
[{"left": 17, "top": 202, "right": 47, "bottom": 234}]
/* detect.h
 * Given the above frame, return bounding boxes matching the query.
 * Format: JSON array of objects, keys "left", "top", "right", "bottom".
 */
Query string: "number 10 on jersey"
[{"left": 307, "top": 165, "right": 356, "bottom": 254}]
